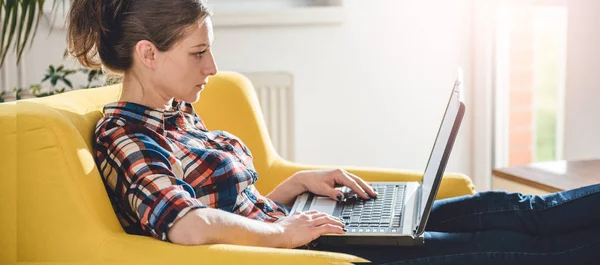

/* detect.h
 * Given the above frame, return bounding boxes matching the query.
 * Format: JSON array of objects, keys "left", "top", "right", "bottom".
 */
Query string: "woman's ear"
[{"left": 134, "top": 40, "right": 158, "bottom": 69}]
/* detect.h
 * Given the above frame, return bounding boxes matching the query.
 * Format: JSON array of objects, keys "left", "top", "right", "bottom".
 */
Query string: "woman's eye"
[{"left": 195, "top": 51, "right": 206, "bottom": 58}]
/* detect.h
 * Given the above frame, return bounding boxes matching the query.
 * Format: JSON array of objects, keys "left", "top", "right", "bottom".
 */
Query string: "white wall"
[
  {"left": 563, "top": 0, "right": 600, "bottom": 160},
  {"left": 6, "top": 0, "right": 476, "bottom": 179},
  {"left": 212, "top": 0, "right": 474, "bottom": 175}
]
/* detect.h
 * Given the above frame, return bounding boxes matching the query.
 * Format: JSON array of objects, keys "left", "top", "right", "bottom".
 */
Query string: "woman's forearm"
[
  {"left": 167, "top": 207, "right": 284, "bottom": 247},
  {"left": 265, "top": 173, "right": 307, "bottom": 208}
]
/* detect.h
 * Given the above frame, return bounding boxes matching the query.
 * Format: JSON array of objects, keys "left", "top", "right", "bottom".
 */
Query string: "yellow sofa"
[{"left": 0, "top": 71, "right": 476, "bottom": 265}]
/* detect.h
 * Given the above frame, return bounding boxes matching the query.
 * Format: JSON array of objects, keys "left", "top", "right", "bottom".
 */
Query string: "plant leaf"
[
  {"left": 64, "top": 69, "right": 76, "bottom": 75},
  {"left": 0, "top": 0, "right": 16, "bottom": 64},
  {"left": 61, "top": 76, "right": 72, "bottom": 88},
  {"left": 27, "top": 0, "right": 44, "bottom": 50},
  {"left": 16, "top": 0, "right": 39, "bottom": 64},
  {"left": 1, "top": 0, "right": 18, "bottom": 67},
  {"left": 14, "top": 0, "right": 31, "bottom": 61},
  {"left": 50, "top": 75, "right": 58, "bottom": 86}
]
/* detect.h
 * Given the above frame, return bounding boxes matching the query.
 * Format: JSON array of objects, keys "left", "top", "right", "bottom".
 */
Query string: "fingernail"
[{"left": 336, "top": 194, "right": 344, "bottom": 202}]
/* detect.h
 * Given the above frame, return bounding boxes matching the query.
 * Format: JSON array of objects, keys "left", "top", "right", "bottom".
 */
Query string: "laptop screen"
[{"left": 415, "top": 79, "right": 465, "bottom": 234}]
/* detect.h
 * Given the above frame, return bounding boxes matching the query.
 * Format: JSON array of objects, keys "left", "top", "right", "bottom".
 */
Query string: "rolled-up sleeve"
[{"left": 97, "top": 124, "right": 206, "bottom": 241}]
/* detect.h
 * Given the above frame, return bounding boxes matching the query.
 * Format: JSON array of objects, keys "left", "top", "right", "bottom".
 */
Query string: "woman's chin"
[{"left": 183, "top": 92, "right": 201, "bottom": 103}]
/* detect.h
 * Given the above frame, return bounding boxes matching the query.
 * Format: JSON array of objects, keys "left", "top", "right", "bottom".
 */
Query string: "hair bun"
[{"left": 100, "top": 0, "right": 132, "bottom": 37}]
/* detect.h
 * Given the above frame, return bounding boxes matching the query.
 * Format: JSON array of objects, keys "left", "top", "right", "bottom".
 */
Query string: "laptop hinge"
[{"left": 413, "top": 184, "right": 423, "bottom": 235}]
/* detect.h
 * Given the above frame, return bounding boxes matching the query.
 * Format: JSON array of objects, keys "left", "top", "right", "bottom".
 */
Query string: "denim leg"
[
  {"left": 317, "top": 226, "right": 600, "bottom": 265},
  {"left": 426, "top": 184, "right": 600, "bottom": 235}
]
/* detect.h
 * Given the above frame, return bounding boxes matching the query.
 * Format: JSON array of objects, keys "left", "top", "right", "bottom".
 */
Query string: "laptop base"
[{"left": 316, "top": 234, "right": 425, "bottom": 246}]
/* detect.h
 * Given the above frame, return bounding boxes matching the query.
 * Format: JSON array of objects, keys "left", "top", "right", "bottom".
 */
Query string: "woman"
[{"left": 68, "top": 0, "right": 600, "bottom": 264}]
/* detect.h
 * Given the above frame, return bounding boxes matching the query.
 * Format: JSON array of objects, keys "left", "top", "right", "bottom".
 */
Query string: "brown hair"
[{"left": 67, "top": 0, "right": 211, "bottom": 74}]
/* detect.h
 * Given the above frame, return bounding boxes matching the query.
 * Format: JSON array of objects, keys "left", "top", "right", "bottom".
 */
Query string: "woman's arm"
[
  {"left": 168, "top": 207, "right": 346, "bottom": 248},
  {"left": 167, "top": 207, "right": 282, "bottom": 246},
  {"left": 265, "top": 173, "right": 307, "bottom": 208}
]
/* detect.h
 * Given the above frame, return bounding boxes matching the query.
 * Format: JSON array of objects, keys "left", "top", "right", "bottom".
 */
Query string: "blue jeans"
[{"left": 317, "top": 184, "right": 600, "bottom": 265}]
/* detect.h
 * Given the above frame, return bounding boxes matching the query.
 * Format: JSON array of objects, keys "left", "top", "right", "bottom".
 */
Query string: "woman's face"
[{"left": 153, "top": 17, "right": 218, "bottom": 104}]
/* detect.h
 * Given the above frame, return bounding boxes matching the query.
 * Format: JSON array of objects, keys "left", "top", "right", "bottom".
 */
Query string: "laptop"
[{"left": 289, "top": 70, "right": 466, "bottom": 246}]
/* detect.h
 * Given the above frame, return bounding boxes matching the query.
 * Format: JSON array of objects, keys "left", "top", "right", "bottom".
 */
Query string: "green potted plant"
[
  {"left": 42, "top": 65, "right": 77, "bottom": 90},
  {"left": 34, "top": 64, "right": 78, "bottom": 97},
  {"left": 13, "top": 88, "right": 22, "bottom": 100},
  {"left": 29, "top": 84, "right": 42, "bottom": 96},
  {"left": 8, "top": 63, "right": 107, "bottom": 100},
  {"left": 14, "top": 86, "right": 36, "bottom": 100}
]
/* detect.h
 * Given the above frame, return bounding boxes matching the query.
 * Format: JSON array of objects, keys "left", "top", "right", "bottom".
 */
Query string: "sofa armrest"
[
  {"left": 265, "top": 159, "right": 476, "bottom": 200},
  {"left": 98, "top": 233, "right": 368, "bottom": 265}
]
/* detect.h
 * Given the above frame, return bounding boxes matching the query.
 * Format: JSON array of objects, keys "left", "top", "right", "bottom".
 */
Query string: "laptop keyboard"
[{"left": 339, "top": 184, "right": 406, "bottom": 233}]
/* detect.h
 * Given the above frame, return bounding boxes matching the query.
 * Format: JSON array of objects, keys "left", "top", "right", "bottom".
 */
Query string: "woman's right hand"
[{"left": 273, "top": 210, "right": 346, "bottom": 249}]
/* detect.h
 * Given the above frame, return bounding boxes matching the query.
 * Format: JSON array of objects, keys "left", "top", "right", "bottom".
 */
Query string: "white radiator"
[{"left": 243, "top": 72, "right": 295, "bottom": 161}]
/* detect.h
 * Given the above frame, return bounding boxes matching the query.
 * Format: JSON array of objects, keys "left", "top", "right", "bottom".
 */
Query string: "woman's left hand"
[{"left": 293, "top": 169, "right": 378, "bottom": 202}]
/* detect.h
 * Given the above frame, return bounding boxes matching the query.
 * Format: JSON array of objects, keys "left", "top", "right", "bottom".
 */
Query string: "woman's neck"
[{"left": 120, "top": 72, "right": 174, "bottom": 110}]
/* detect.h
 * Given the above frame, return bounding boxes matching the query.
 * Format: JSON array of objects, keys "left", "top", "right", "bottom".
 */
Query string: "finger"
[
  {"left": 312, "top": 216, "right": 345, "bottom": 227},
  {"left": 347, "top": 172, "right": 378, "bottom": 198},
  {"left": 303, "top": 210, "right": 321, "bottom": 215},
  {"left": 334, "top": 170, "right": 369, "bottom": 199},
  {"left": 319, "top": 213, "right": 344, "bottom": 223},
  {"left": 307, "top": 212, "right": 329, "bottom": 220},
  {"left": 308, "top": 212, "right": 343, "bottom": 224},
  {"left": 317, "top": 224, "right": 346, "bottom": 235},
  {"left": 327, "top": 188, "right": 345, "bottom": 202}
]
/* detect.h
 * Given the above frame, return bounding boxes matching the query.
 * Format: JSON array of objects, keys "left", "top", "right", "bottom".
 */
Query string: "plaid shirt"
[{"left": 94, "top": 99, "right": 289, "bottom": 241}]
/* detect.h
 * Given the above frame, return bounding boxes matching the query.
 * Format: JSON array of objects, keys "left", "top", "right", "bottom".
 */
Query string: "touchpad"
[{"left": 310, "top": 196, "right": 337, "bottom": 214}]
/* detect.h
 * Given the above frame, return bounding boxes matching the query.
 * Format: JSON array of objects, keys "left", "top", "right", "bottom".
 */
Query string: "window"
[{"left": 494, "top": 4, "right": 567, "bottom": 166}]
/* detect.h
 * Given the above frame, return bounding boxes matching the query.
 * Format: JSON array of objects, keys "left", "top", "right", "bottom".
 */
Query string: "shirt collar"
[{"left": 103, "top": 98, "right": 199, "bottom": 133}]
